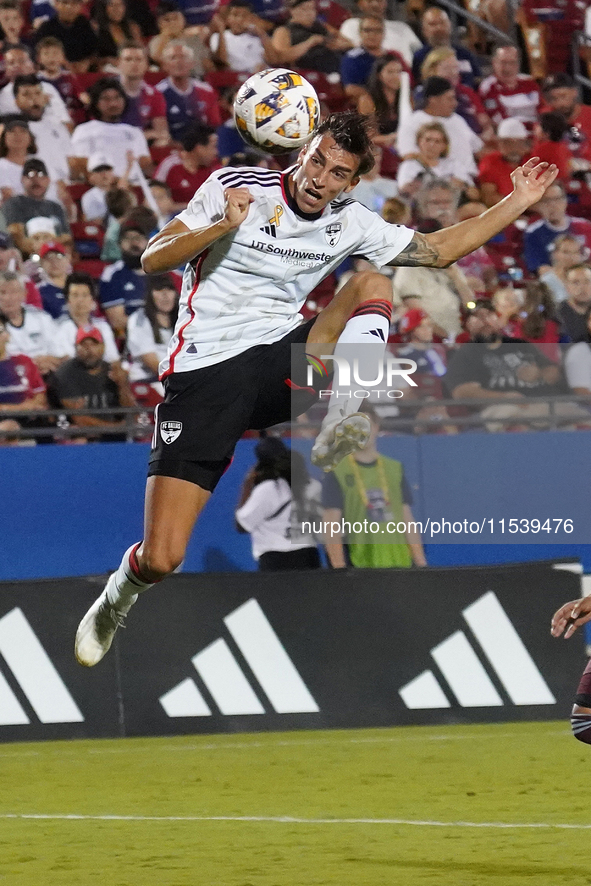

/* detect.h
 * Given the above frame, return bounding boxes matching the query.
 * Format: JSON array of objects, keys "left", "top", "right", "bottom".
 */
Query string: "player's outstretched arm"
[
  {"left": 388, "top": 159, "right": 559, "bottom": 269},
  {"left": 141, "top": 187, "right": 254, "bottom": 274},
  {"left": 551, "top": 597, "right": 591, "bottom": 639}
]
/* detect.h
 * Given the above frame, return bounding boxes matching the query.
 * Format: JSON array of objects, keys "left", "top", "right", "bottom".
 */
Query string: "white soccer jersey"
[
  {"left": 53, "top": 316, "right": 120, "bottom": 363},
  {"left": 160, "top": 166, "right": 415, "bottom": 376}
]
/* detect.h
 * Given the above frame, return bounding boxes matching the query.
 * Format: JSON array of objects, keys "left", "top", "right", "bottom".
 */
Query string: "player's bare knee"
[
  {"left": 352, "top": 271, "right": 393, "bottom": 304},
  {"left": 139, "top": 547, "right": 183, "bottom": 580}
]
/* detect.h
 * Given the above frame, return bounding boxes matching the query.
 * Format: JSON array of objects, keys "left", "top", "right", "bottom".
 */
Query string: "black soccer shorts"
[{"left": 148, "top": 318, "right": 324, "bottom": 491}]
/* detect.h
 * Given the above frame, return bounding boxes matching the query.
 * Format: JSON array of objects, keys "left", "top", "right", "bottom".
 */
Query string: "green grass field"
[{"left": 1, "top": 722, "right": 591, "bottom": 886}]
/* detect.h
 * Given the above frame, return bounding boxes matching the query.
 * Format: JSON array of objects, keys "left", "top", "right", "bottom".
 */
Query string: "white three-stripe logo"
[
  {"left": 159, "top": 599, "right": 319, "bottom": 717},
  {"left": 0, "top": 608, "right": 84, "bottom": 725},
  {"left": 398, "top": 591, "right": 556, "bottom": 709}
]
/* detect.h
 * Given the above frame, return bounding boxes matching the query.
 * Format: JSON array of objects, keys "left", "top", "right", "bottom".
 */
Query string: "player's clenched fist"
[
  {"left": 551, "top": 596, "right": 591, "bottom": 639},
  {"left": 224, "top": 187, "right": 254, "bottom": 229}
]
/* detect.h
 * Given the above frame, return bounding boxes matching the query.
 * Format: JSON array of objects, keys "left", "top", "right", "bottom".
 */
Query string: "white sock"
[
  {"left": 323, "top": 301, "right": 392, "bottom": 422},
  {"left": 105, "top": 543, "right": 154, "bottom": 612}
]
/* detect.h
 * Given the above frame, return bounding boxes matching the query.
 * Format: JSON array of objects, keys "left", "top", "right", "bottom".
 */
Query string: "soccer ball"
[{"left": 233, "top": 68, "right": 320, "bottom": 155}]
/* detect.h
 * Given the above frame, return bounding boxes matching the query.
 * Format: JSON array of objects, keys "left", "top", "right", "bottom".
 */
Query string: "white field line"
[
  {"left": 0, "top": 813, "right": 591, "bottom": 830},
  {"left": 0, "top": 728, "right": 570, "bottom": 759}
]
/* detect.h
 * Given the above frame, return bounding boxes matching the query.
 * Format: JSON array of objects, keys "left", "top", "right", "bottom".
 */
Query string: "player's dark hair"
[
  {"left": 13, "top": 73, "right": 40, "bottom": 96},
  {"left": 64, "top": 272, "right": 96, "bottom": 300},
  {"left": 145, "top": 274, "right": 179, "bottom": 344},
  {"left": 88, "top": 76, "right": 128, "bottom": 120},
  {"left": 316, "top": 111, "right": 375, "bottom": 176}
]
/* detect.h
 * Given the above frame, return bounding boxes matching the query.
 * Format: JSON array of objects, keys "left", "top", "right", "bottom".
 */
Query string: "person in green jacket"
[{"left": 321, "top": 402, "right": 427, "bottom": 568}]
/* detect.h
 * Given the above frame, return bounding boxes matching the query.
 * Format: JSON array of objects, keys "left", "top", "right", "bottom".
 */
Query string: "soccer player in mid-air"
[{"left": 75, "top": 110, "right": 558, "bottom": 666}]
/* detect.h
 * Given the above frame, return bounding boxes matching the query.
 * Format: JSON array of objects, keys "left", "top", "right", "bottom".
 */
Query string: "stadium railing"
[{"left": 1, "top": 395, "right": 590, "bottom": 441}]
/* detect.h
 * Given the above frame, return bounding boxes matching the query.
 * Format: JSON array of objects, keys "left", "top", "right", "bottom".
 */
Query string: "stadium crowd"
[{"left": 2, "top": 0, "right": 591, "bottom": 442}]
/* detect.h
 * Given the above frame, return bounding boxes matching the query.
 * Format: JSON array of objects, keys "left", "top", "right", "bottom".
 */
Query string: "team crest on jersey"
[
  {"left": 160, "top": 420, "right": 183, "bottom": 444},
  {"left": 325, "top": 222, "right": 342, "bottom": 247}
]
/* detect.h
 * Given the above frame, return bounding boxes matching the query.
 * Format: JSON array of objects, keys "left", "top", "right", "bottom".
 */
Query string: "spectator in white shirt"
[
  {"left": 339, "top": 0, "right": 421, "bottom": 67},
  {"left": 70, "top": 77, "right": 152, "bottom": 182},
  {"left": 53, "top": 272, "right": 120, "bottom": 363},
  {"left": 126, "top": 274, "right": 178, "bottom": 386},
  {"left": 11, "top": 73, "right": 73, "bottom": 185},
  {"left": 397, "top": 75, "right": 482, "bottom": 179},
  {"left": 81, "top": 153, "right": 117, "bottom": 222},
  {"left": 397, "top": 120, "right": 474, "bottom": 198},
  {"left": 210, "top": 0, "right": 278, "bottom": 72},
  {"left": 0, "top": 45, "right": 71, "bottom": 127},
  {"left": 0, "top": 270, "right": 62, "bottom": 375}
]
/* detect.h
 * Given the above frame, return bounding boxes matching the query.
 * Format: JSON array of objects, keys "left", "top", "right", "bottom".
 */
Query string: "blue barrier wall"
[{"left": 1, "top": 431, "right": 590, "bottom": 580}]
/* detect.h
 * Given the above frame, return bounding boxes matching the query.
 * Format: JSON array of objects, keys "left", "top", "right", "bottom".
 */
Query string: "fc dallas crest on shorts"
[{"left": 160, "top": 420, "right": 183, "bottom": 444}]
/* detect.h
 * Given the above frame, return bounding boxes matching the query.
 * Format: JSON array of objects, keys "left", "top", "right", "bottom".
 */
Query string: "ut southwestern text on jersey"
[{"left": 249, "top": 240, "right": 333, "bottom": 266}]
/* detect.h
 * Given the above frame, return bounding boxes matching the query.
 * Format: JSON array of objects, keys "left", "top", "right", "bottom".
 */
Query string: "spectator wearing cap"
[
  {"left": 524, "top": 181, "right": 591, "bottom": 273},
  {"left": 70, "top": 77, "right": 153, "bottom": 183},
  {"left": 396, "top": 76, "right": 482, "bottom": 180},
  {"left": 148, "top": 2, "right": 211, "bottom": 79},
  {"left": 479, "top": 46, "right": 541, "bottom": 129},
  {"left": 210, "top": 0, "right": 278, "bottom": 73},
  {"left": 154, "top": 123, "right": 220, "bottom": 209},
  {"left": 37, "top": 242, "right": 72, "bottom": 318},
  {"left": 33, "top": 0, "right": 98, "bottom": 74},
  {"left": 271, "top": 0, "right": 352, "bottom": 75},
  {"left": 48, "top": 324, "right": 136, "bottom": 442},
  {"left": 11, "top": 73, "right": 73, "bottom": 186},
  {"left": 412, "top": 7, "right": 481, "bottom": 90},
  {"left": 156, "top": 41, "right": 221, "bottom": 143},
  {"left": 99, "top": 222, "right": 148, "bottom": 336},
  {"left": 0, "top": 158, "right": 71, "bottom": 257},
  {"left": 0, "top": 270, "right": 62, "bottom": 375},
  {"left": 81, "top": 154, "right": 117, "bottom": 223},
  {"left": 117, "top": 42, "right": 171, "bottom": 146},
  {"left": 478, "top": 118, "right": 531, "bottom": 208},
  {"left": 53, "top": 272, "right": 121, "bottom": 363},
  {"left": 0, "top": 314, "right": 47, "bottom": 436},
  {"left": 543, "top": 74, "right": 591, "bottom": 165},
  {"left": 0, "top": 231, "right": 43, "bottom": 309},
  {"left": 339, "top": 0, "right": 420, "bottom": 68},
  {"left": 0, "top": 118, "right": 37, "bottom": 204},
  {"left": 0, "top": 45, "right": 71, "bottom": 128}
]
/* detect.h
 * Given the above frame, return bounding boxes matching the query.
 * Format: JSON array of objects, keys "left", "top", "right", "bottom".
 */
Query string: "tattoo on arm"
[{"left": 388, "top": 232, "right": 441, "bottom": 268}]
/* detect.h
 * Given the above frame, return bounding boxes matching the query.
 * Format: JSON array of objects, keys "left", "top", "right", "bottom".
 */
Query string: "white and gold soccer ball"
[{"left": 233, "top": 68, "right": 320, "bottom": 155}]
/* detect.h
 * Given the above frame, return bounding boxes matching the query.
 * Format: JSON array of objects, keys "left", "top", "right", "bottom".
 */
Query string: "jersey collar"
[{"left": 281, "top": 167, "right": 325, "bottom": 221}]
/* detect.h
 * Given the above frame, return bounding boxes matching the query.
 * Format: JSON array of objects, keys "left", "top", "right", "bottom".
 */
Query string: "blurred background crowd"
[{"left": 2, "top": 0, "right": 591, "bottom": 443}]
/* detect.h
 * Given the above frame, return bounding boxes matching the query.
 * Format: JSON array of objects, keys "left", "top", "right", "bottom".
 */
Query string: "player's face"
[{"left": 292, "top": 135, "right": 360, "bottom": 213}]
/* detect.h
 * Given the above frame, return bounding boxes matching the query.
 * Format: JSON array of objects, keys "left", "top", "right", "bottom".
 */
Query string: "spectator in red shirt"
[
  {"left": 479, "top": 45, "right": 541, "bottom": 129},
  {"left": 479, "top": 117, "right": 530, "bottom": 207},
  {"left": 118, "top": 42, "right": 171, "bottom": 146},
  {"left": 531, "top": 112, "right": 572, "bottom": 183},
  {"left": 154, "top": 122, "right": 220, "bottom": 208},
  {"left": 542, "top": 74, "right": 591, "bottom": 163}
]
